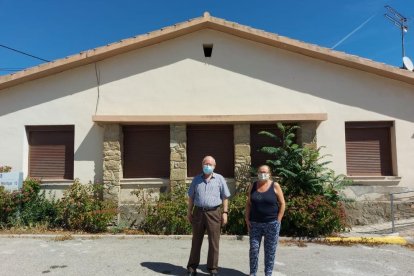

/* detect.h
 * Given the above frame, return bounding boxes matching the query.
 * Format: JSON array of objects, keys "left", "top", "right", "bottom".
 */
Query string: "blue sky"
[{"left": 1, "top": 0, "right": 413, "bottom": 75}]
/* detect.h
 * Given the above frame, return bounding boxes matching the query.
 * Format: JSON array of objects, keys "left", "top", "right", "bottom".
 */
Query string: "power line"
[
  {"left": 0, "top": 67, "right": 24, "bottom": 72},
  {"left": 0, "top": 44, "right": 50, "bottom": 62}
]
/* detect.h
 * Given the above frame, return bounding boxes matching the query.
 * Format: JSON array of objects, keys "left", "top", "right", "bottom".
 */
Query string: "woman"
[{"left": 245, "top": 165, "right": 286, "bottom": 276}]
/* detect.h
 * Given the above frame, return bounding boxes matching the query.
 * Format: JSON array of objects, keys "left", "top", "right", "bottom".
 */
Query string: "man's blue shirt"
[{"left": 188, "top": 172, "right": 231, "bottom": 208}]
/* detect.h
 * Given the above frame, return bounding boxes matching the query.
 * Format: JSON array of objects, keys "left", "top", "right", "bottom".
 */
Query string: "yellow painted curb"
[{"left": 325, "top": 236, "right": 407, "bottom": 245}]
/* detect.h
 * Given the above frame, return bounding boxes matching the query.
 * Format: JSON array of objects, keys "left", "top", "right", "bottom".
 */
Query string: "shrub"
[
  {"left": 0, "top": 165, "right": 12, "bottom": 173},
  {"left": 136, "top": 183, "right": 192, "bottom": 235},
  {"left": 14, "top": 179, "right": 60, "bottom": 227},
  {"left": 223, "top": 192, "right": 248, "bottom": 235},
  {"left": 1, "top": 178, "right": 118, "bottom": 232},
  {"left": 57, "top": 180, "right": 117, "bottom": 232},
  {"left": 282, "top": 195, "right": 347, "bottom": 237},
  {"left": 0, "top": 187, "right": 15, "bottom": 227},
  {"left": 0, "top": 178, "right": 60, "bottom": 228},
  {"left": 0, "top": 164, "right": 14, "bottom": 226}
]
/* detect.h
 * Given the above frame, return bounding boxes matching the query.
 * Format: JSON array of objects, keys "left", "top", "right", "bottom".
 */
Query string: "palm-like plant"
[{"left": 259, "top": 123, "right": 350, "bottom": 199}]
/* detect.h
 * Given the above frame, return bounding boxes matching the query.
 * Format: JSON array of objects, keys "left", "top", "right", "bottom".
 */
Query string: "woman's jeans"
[{"left": 249, "top": 220, "right": 281, "bottom": 276}]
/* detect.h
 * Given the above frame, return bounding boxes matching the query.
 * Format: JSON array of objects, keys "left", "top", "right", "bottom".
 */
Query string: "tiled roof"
[{"left": 1, "top": 12, "right": 413, "bottom": 90}]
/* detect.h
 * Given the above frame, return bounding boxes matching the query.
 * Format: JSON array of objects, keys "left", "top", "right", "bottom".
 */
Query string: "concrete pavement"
[
  {"left": 0, "top": 235, "right": 413, "bottom": 276},
  {"left": 0, "top": 219, "right": 413, "bottom": 275}
]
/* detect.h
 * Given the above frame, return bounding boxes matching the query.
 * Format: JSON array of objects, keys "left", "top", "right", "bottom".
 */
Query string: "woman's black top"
[{"left": 249, "top": 181, "right": 279, "bottom": 223}]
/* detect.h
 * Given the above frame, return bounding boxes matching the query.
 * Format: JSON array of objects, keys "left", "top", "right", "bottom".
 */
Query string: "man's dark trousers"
[{"left": 187, "top": 207, "right": 221, "bottom": 272}]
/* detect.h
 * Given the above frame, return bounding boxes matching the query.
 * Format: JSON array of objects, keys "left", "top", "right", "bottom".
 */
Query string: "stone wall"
[
  {"left": 234, "top": 124, "right": 251, "bottom": 193},
  {"left": 103, "top": 124, "right": 122, "bottom": 202},
  {"left": 345, "top": 201, "right": 414, "bottom": 225},
  {"left": 170, "top": 124, "right": 187, "bottom": 190},
  {"left": 342, "top": 179, "right": 411, "bottom": 225},
  {"left": 344, "top": 189, "right": 414, "bottom": 225}
]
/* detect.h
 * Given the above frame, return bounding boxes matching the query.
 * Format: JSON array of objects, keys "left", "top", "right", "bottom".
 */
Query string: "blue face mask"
[{"left": 203, "top": 165, "right": 214, "bottom": 175}]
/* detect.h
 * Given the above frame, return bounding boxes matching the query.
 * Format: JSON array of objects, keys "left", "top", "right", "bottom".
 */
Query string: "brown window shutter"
[
  {"left": 187, "top": 125, "right": 234, "bottom": 177},
  {"left": 123, "top": 125, "right": 170, "bottom": 178},
  {"left": 345, "top": 122, "right": 393, "bottom": 176},
  {"left": 250, "top": 124, "right": 287, "bottom": 170},
  {"left": 27, "top": 125, "right": 74, "bottom": 180}
]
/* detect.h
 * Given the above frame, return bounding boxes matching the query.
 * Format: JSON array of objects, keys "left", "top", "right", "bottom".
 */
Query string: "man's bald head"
[{"left": 202, "top": 156, "right": 216, "bottom": 166}]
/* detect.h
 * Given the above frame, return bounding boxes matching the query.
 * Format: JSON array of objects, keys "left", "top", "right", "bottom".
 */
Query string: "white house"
[{"left": 1, "top": 13, "right": 413, "bottom": 224}]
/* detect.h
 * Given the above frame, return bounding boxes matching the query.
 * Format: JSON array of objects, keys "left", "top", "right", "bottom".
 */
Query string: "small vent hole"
[{"left": 203, "top": 44, "right": 213, "bottom": 57}]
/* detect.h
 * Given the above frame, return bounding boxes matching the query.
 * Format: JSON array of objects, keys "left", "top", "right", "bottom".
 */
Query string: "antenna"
[
  {"left": 384, "top": 5, "right": 409, "bottom": 67},
  {"left": 385, "top": 5, "right": 407, "bottom": 22}
]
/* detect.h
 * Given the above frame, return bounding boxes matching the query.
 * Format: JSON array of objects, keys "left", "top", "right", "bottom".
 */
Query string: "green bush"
[
  {"left": 0, "top": 165, "right": 12, "bottom": 173},
  {"left": 0, "top": 187, "right": 15, "bottom": 226},
  {"left": 223, "top": 192, "right": 248, "bottom": 235},
  {"left": 0, "top": 165, "right": 14, "bottom": 226},
  {"left": 0, "top": 178, "right": 60, "bottom": 228},
  {"left": 282, "top": 195, "right": 347, "bottom": 237},
  {"left": 14, "top": 179, "right": 60, "bottom": 227},
  {"left": 58, "top": 180, "right": 117, "bottom": 232},
  {"left": 259, "top": 123, "right": 350, "bottom": 197},
  {"left": 1, "top": 178, "right": 118, "bottom": 232},
  {"left": 136, "top": 183, "right": 192, "bottom": 235}
]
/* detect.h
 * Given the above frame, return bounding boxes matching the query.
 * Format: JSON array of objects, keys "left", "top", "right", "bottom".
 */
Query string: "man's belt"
[{"left": 195, "top": 205, "right": 220, "bottom": 212}]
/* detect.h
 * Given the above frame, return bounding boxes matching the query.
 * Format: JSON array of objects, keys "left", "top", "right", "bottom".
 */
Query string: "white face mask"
[{"left": 257, "top": 173, "right": 270, "bottom": 181}]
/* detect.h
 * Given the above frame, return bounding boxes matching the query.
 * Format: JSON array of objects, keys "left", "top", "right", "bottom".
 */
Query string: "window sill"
[
  {"left": 120, "top": 178, "right": 169, "bottom": 188},
  {"left": 40, "top": 179, "right": 74, "bottom": 189},
  {"left": 346, "top": 176, "right": 401, "bottom": 186}
]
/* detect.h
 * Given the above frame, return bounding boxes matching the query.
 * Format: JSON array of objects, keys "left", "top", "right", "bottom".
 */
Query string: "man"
[{"left": 186, "top": 156, "right": 231, "bottom": 276}]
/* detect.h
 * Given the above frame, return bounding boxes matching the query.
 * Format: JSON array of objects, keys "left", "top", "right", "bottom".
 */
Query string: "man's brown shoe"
[{"left": 186, "top": 267, "right": 197, "bottom": 276}]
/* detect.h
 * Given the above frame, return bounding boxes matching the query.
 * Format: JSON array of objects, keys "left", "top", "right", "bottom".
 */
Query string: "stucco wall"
[
  {"left": 95, "top": 29, "right": 414, "bottom": 187},
  {"left": 0, "top": 65, "right": 104, "bottom": 183},
  {"left": 0, "top": 29, "right": 413, "bottom": 190}
]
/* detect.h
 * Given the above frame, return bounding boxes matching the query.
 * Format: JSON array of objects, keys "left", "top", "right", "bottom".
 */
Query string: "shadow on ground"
[{"left": 141, "top": 262, "right": 246, "bottom": 275}]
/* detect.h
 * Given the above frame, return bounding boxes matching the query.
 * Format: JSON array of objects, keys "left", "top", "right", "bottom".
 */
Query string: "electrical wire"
[
  {"left": 0, "top": 44, "right": 50, "bottom": 62},
  {"left": 0, "top": 67, "right": 24, "bottom": 72},
  {"left": 94, "top": 63, "right": 101, "bottom": 115}
]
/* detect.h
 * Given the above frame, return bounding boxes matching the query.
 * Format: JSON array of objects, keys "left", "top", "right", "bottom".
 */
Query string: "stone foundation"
[
  {"left": 341, "top": 185, "right": 413, "bottom": 225},
  {"left": 344, "top": 201, "right": 414, "bottom": 226}
]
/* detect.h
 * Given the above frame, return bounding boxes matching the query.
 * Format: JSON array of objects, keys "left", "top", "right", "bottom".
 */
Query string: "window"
[
  {"left": 187, "top": 125, "right": 234, "bottom": 177},
  {"left": 123, "top": 125, "right": 170, "bottom": 178},
  {"left": 250, "top": 124, "right": 285, "bottom": 170},
  {"left": 345, "top": 121, "right": 393, "bottom": 176},
  {"left": 26, "top": 125, "right": 74, "bottom": 180}
]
